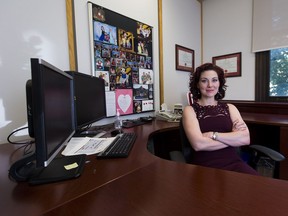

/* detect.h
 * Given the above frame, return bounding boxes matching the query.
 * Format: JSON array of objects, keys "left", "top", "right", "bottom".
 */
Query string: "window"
[
  {"left": 270, "top": 48, "right": 288, "bottom": 97},
  {"left": 255, "top": 47, "right": 288, "bottom": 102}
]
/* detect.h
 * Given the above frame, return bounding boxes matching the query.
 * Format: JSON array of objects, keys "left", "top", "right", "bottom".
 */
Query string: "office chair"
[
  {"left": 169, "top": 118, "right": 194, "bottom": 163},
  {"left": 170, "top": 118, "right": 285, "bottom": 177}
]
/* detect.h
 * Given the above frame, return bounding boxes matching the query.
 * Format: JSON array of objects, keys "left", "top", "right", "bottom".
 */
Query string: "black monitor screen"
[
  {"left": 29, "top": 58, "right": 75, "bottom": 167},
  {"left": 66, "top": 71, "right": 106, "bottom": 132}
]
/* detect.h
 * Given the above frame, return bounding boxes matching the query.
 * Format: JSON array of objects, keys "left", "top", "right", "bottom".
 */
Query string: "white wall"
[
  {"left": 162, "top": 0, "right": 201, "bottom": 110},
  {"left": 203, "top": 0, "right": 255, "bottom": 100},
  {"left": 0, "top": 0, "right": 161, "bottom": 144},
  {"left": 0, "top": 0, "right": 256, "bottom": 144},
  {"left": 0, "top": 0, "right": 69, "bottom": 144}
]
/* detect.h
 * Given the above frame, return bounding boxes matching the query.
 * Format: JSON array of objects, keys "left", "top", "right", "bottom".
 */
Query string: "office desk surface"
[
  {"left": 45, "top": 159, "right": 288, "bottom": 216},
  {"left": 0, "top": 120, "right": 177, "bottom": 215},
  {"left": 2, "top": 120, "right": 288, "bottom": 216}
]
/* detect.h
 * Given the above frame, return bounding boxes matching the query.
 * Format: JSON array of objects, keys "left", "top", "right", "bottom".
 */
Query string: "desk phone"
[{"left": 156, "top": 111, "right": 181, "bottom": 121}]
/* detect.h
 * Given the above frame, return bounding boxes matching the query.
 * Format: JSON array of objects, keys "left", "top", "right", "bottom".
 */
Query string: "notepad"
[{"left": 62, "top": 137, "right": 115, "bottom": 156}]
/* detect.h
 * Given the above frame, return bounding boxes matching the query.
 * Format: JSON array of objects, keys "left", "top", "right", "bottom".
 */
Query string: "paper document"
[{"left": 62, "top": 137, "right": 115, "bottom": 156}]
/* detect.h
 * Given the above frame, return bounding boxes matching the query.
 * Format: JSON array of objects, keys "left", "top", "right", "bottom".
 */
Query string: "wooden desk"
[
  {"left": 45, "top": 160, "right": 288, "bottom": 216},
  {"left": 2, "top": 120, "right": 288, "bottom": 215},
  {"left": 0, "top": 120, "right": 177, "bottom": 215}
]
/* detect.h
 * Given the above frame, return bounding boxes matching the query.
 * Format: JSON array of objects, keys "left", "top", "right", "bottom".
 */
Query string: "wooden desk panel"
[
  {"left": 2, "top": 119, "right": 288, "bottom": 215},
  {"left": 241, "top": 112, "right": 288, "bottom": 126},
  {"left": 0, "top": 121, "right": 178, "bottom": 216},
  {"left": 44, "top": 159, "right": 288, "bottom": 216}
]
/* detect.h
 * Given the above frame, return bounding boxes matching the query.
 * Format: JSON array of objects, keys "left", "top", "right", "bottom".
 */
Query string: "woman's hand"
[
  {"left": 202, "top": 132, "right": 213, "bottom": 139},
  {"left": 232, "top": 119, "right": 247, "bottom": 131}
]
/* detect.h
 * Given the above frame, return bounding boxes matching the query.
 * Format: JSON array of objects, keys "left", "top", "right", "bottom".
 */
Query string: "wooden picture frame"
[
  {"left": 118, "top": 29, "right": 134, "bottom": 52},
  {"left": 175, "top": 44, "right": 194, "bottom": 72},
  {"left": 212, "top": 52, "right": 241, "bottom": 77}
]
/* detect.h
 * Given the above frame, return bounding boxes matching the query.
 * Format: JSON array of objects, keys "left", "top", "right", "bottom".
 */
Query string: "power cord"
[
  {"left": 7, "top": 127, "right": 34, "bottom": 144},
  {"left": 7, "top": 127, "right": 37, "bottom": 182},
  {"left": 7, "top": 126, "right": 35, "bottom": 155}
]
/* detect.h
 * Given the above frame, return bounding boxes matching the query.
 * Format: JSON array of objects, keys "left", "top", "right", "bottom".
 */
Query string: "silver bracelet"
[{"left": 212, "top": 132, "right": 218, "bottom": 140}]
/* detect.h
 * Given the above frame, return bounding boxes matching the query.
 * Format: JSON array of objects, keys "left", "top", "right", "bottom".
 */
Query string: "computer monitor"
[
  {"left": 9, "top": 58, "right": 86, "bottom": 184},
  {"left": 66, "top": 71, "right": 107, "bottom": 135},
  {"left": 30, "top": 58, "right": 77, "bottom": 167}
]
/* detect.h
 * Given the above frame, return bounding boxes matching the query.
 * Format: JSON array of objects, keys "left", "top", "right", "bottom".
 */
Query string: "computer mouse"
[{"left": 111, "top": 129, "right": 122, "bottom": 137}]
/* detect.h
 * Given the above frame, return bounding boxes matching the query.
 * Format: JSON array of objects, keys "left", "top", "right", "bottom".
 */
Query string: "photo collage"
[{"left": 92, "top": 4, "right": 154, "bottom": 116}]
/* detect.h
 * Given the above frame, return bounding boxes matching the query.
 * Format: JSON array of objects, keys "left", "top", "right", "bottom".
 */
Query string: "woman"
[{"left": 182, "top": 63, "right": 259, "bottom": 175}]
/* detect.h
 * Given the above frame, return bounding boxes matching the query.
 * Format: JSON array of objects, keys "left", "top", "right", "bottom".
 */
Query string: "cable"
[
  {"left": 23, "top": 143, "right": 33, "bottom": 155},
  {"left": 7, "top": 126, "right": 35, "bottom": 145}
]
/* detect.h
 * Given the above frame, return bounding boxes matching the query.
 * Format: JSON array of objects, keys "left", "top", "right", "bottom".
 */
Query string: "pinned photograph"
[
  {"left": 137, "top": 22, "right": 152, "bottom": 40},
  {"left": 134, "top": 100, "right": 142, "bottom": 113},
  {"left": 93, "top": 6, "right": 106, "bottom": 22},
  {"left": 94, "top": 21, "right": 117, "bottom": 45},
  {"left": 133, "top": 84, "right": 149, "bottom": 100},
  {"left": 95, "top": 58, "right": 104, "bottom": 70},
  {"left": 137, "top": 40, "right": 149, "bottom": 56},
  {"left": 116, "top": 67, "right": 132, "bottom": 88},
  {"left": 139, "top": 68, "right": 153, "bottom": 84},
  {"left": 142, "top": 100, "right": 154, "bottom": 112},
  {"left": 96, "top": 71, "right": 110, "bottom": 91}
]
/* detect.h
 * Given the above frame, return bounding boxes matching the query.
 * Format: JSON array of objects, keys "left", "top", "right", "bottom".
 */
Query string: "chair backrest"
[
  {"left": 187, "top": 92, "right": 193, "bottom": 106},
  {"left": 179, "top": 118, "right": 194, "bottom": 164}
]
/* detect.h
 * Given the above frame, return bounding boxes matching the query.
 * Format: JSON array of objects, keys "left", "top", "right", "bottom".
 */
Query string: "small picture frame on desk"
[{"left": 212, "top": 52, "right": 241, "bottom": 78}]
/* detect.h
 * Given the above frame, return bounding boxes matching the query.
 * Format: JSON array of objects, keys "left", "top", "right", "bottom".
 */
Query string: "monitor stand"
[{"left": 9, "top": 154, "right": 86, "bottom": 185}]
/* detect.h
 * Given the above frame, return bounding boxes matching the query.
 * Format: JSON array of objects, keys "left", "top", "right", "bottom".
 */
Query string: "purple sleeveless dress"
[{"left": 191, "top": 102, "right": 259, "bottom": 175}]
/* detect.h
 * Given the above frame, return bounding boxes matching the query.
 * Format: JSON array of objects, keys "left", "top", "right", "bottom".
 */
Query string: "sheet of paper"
[
  {"left": 62, "top": 137, "right": 90, "bottom": 156},
  {"left": 62, "top": 137, "right": 115, "bottom": 156},
  {"left": 105, "top": 91, "right": 116, "bottom": 117}
]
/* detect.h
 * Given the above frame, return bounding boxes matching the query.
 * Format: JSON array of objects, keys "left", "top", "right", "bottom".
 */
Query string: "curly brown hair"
[{"left": 189, "top": 63, "right": 227, "bottom": 101}]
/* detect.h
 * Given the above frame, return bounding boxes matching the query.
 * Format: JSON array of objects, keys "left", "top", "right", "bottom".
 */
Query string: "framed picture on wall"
[
  {"left": 212, "top": 52, "right": 242, "bottom": 77},
  {"left": 175, "top": 44, "right": 194, "bottom": 72}
]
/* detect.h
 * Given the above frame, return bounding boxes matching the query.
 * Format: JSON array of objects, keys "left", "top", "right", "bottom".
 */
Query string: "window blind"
[{"left": 252, "top": 0, "right": 288, "bottom": 52}]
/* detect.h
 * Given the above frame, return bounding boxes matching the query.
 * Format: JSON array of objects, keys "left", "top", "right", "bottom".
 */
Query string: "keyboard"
[{"left": 97, "top": 132, "right": 137, "bottom": 159}]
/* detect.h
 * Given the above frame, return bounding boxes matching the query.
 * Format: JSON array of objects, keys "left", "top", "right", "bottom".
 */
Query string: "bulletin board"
[{"left": 88, "top": 3, "right": 154, "bottom": 117}]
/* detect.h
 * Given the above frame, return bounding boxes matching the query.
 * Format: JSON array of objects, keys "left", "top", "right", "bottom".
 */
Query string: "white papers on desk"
[{"left": 62, "top": 137, "right": 115, "bottom": 156}]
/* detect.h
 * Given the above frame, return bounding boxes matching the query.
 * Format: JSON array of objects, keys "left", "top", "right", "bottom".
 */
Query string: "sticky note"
[{"left": 64, "top": 162, "right": 79, "bottom": 170}]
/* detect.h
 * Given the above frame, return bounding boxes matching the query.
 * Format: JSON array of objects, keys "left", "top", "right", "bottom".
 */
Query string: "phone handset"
[
  {"left": 156, "top": 110, "right": 181, "bottom": 121},
  {"left": 158, "top": 111, "right": 174, "bottom": 119},
  {"left": 157, "top": 103, "right": 182, "bottom": 122}
]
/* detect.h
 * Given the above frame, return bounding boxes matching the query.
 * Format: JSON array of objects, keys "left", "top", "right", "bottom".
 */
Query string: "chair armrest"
[{"left": 249, "top": 145, "right": 285, "bottom": 162}]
